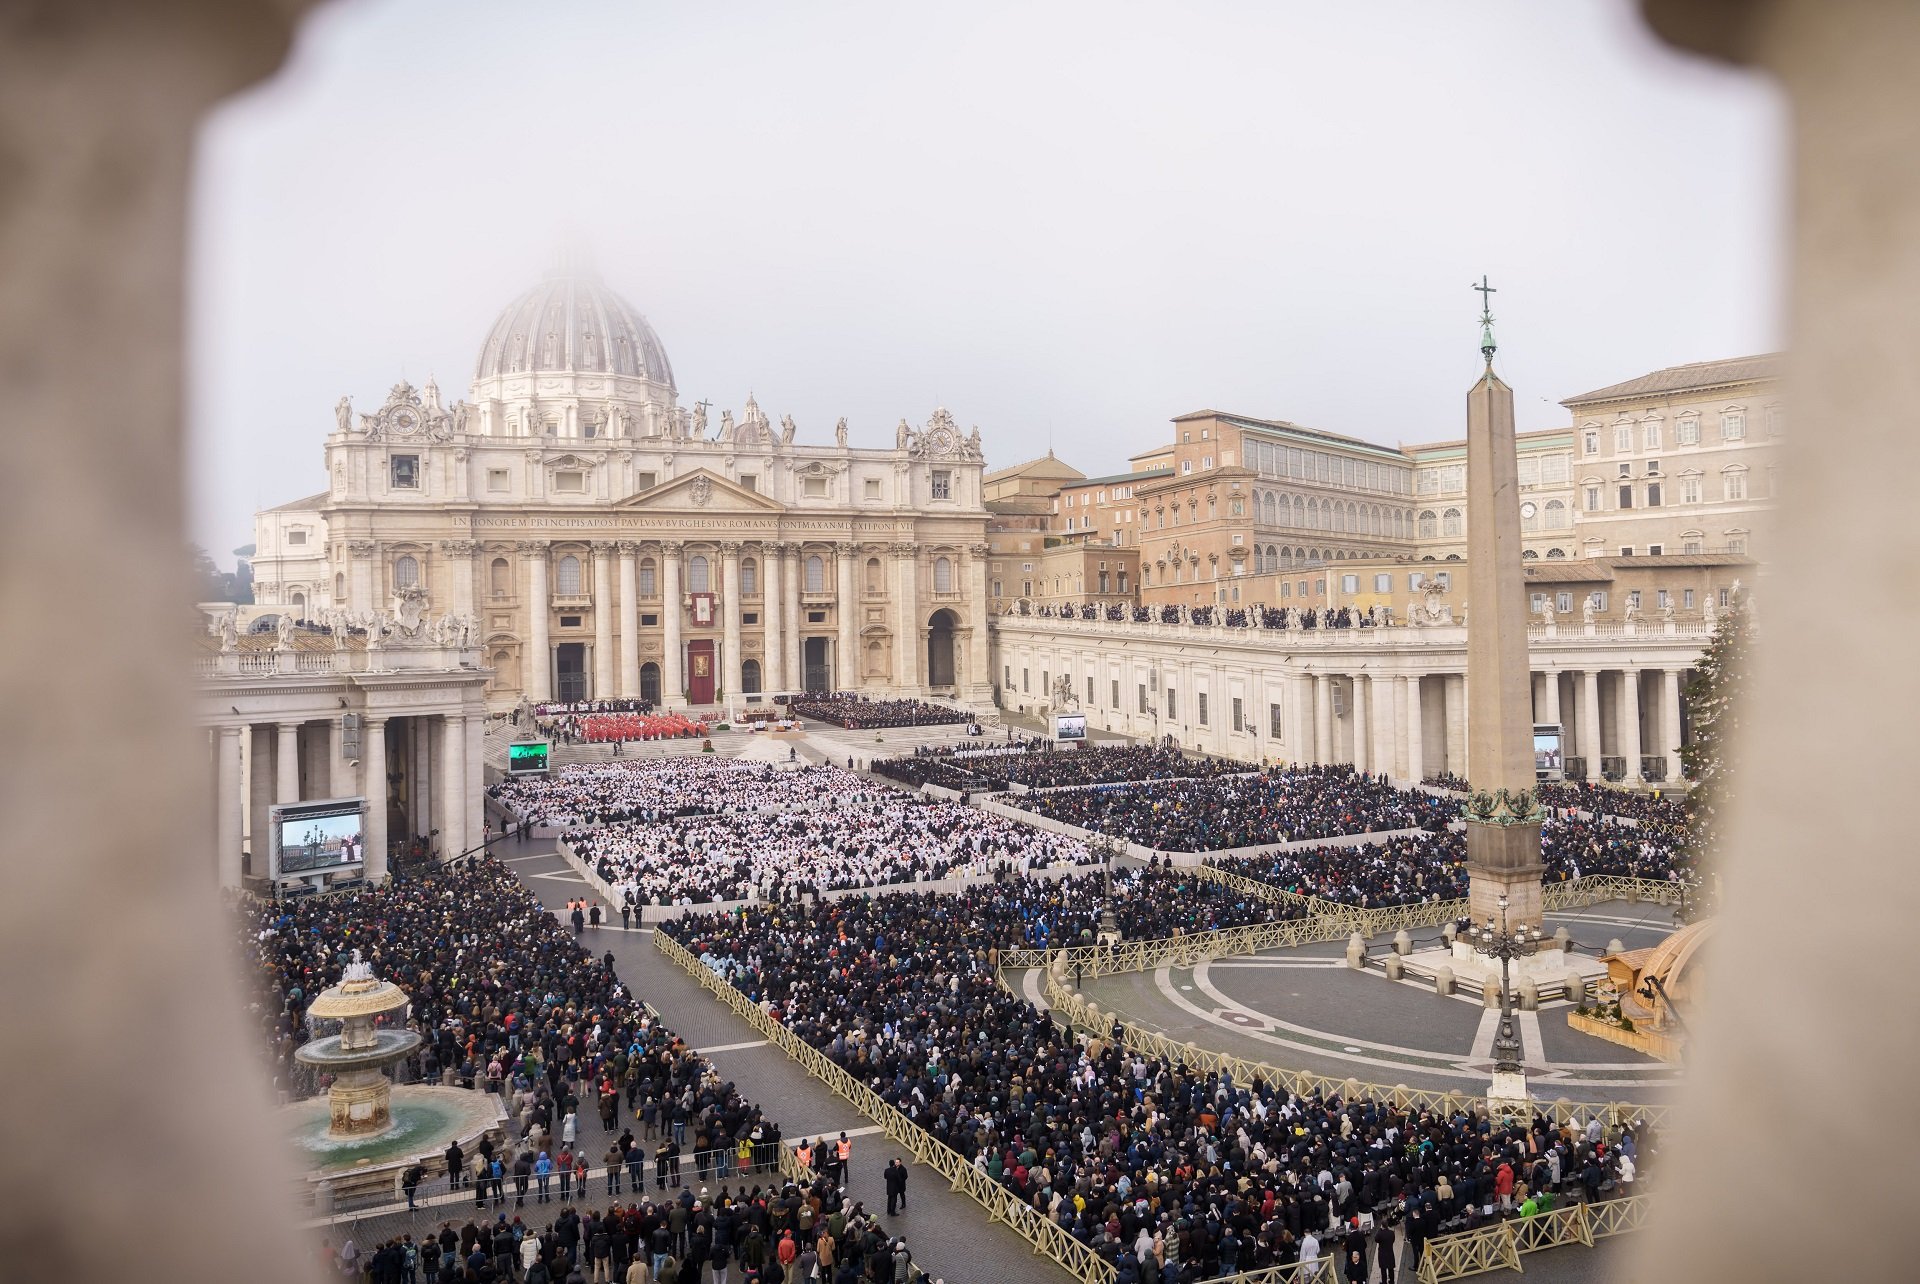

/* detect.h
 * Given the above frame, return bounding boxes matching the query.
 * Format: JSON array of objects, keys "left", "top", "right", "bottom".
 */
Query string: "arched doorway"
[
  {"left": 640, "top": 661, "right": 661, "bottom": 706},
  {"left": 742, "top": 658, "right": 762, "bottom": 696},
  {"left": 926, "top": 609, "right": 958, "bottom": 688}
]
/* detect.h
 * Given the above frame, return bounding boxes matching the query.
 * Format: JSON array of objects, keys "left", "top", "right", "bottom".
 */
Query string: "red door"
[{"left": 687, "top": 639, "right": 716, "bottom": 706}]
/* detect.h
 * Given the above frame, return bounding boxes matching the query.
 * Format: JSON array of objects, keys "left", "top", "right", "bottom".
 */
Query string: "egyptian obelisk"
[{"left": 1463, "top": 278, "right": 1546, "bottom": 931}]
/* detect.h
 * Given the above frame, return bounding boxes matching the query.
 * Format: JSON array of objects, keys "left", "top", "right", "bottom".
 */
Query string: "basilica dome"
[{"left": 474, "top": 271, "right": 675, "bottom": 388}]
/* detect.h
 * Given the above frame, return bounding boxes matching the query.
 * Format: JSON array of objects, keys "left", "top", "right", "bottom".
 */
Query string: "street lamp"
[
  {"left": 1094, "top": 826, "right": 1122, "bottom": 943},
  {"left": 1472, "top": 893, "right": 1541, "bottom": 1076}
]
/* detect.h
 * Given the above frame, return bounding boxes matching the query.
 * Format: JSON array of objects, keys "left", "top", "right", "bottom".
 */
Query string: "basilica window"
[
  {"left": 555, "top": 470, "right": 584, "bottom": 493},
  {"left": 933, "top": 557, "right": 953, "bottom": 592},
  {"left": 688, "top": 555, "right": 711, "bottom": 593},
  {"left": 490, "top": 558, "right": 510, "bottom": 598},
  {"left": 866, "top": 557, "right": 883, "bottom": 592},
  {"left": 334, "top": 572, "right": 346, "bottom": 600},
  {"left": 487, "top": 469, "right": 510, "bottom": 493},
  {"left": 864, "top": 478, "right": 882, "bottom": 500},
  {"left": 741, "top": 559, "right": 758, "bottom": 596},
  {"left": 556, "top": 555, "right": 583, "bottom": 596},
  {"left": 639, "top": 559, "right": 657, "bottom": 597},
  {"left": 803, "top": 476, "right": 828, "bottom": 498},
  {"left": 287, "top": 529, "right": 307, "bottom": 546},
  {"left": 390, "top": 455, "right": 419, "bottom": 489},
  {"left": 739, "top": 474, "right": 757, "bottom": 493},
  {"left": 804, "top": 555, "right": 825, "bottom": 592},
  {"left": 931, "top": 470, "right": 952, "bottom": 500},
  {"left": 394, "top": 555, "right": 420, "bottom": 589}
]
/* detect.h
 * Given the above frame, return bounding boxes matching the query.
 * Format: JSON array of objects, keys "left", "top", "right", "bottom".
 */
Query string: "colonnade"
[
  {"left": 210, "top": 710, "right": 483, "bottom": 889},
  {"left": 488, "top": 538, "right": 986, "bottom": 706},
  {"left": 1292, "top": 665, "right": 1691, "bottom": 784}
]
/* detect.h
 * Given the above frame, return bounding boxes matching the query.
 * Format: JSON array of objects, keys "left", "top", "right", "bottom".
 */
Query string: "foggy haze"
[{"left": 187, "top": 0, "right": 1783, "bottom": 554}]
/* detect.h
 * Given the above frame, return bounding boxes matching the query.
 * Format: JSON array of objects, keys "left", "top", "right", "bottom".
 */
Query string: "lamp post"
[
  {"left": 1472, "top": 892, "right": 1541, "bottom": 1077},
  {"left": 1094, "top": 826, "right": 1122, "bottom": 943}
]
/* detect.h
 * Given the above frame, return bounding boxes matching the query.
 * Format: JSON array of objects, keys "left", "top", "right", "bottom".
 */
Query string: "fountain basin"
[
  {"left": 280, "top": 1083, "right": 506, "bottom": 1211},
  {"left": 294, "top": 1028, "right": 423, "bottom": 1072}
]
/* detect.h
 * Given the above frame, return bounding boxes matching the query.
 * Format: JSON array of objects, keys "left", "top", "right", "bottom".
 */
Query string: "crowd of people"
[
  {"left": 335, "top": 1171, "right": 946, "bottom": 1284},
  {"left": 665, "top": 883, "right": 1646, "bottom": 1280},
  {"left": 980, "top": 745, "right": 1247, "bottom": 792},
  {"left": 571, "top": 798, "right": 1098, "bottom": 908},
  {"left": 1536, "top": 781, "right": 1692, "bottom": 828},
  {"left": 1007, "top": 766, "right": 1455, "bottom": 853},
  {"left": 538, "top": 712, "right": 711, "bottom": 746},
  {"left": 237, "top": 864, "right": 780, "bottom": 1191},
  {"left": 490, "top": 760, "right": 877, "bottom": 829},
  {"left": 1016, "top": 601, "right": 1389, "bottom": 631},
  {"left": 787, "top": 695, "right": 968, "bottom": 730}
]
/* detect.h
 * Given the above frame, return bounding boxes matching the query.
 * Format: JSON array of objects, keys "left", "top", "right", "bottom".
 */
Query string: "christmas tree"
[{"left": 1679, "top": 593, "right": 1751, "bottom": 917}]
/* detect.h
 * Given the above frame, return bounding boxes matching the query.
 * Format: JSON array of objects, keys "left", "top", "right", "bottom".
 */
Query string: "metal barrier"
[{"left": 1414, "top": 1194, "right": 1656, "bottom": 1283}]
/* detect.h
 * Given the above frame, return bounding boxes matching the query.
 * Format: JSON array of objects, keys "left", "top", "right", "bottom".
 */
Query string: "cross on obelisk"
[{"left": 1473, "top": 276, "right": 1498, "bottom": 365}]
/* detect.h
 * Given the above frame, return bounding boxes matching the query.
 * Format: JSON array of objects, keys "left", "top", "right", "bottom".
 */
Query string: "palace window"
[
  {"left": 1614, "top": 424, "right": 1633, "bottom": 453},
  {"left": 1643, "top": 420, "right": 1662, "bottom": 451},
  {"left": 1646, "top": 482, "right": 1662, "bottom": 507},
  {"left": 1723, "top": 469, "right": 1748, "bottom": 501},
  {"left": 1442, "top": 509, "right": 1462, "bottom": 537},
  {"left": 1557, "top": 591, "right": 1573, "bottom": 613},
  {"left": 1197, "top": 693, "right": 1209, "bottom": 725},
  {"left": 1583, "top": 429, "right": 1599, "bottom": 456},
  {"left": 1417, "top": 510, "right": 1437, "bottom": 539},
  {"left": 1677, "top": 418, "right": 1700, "bottom": 445},
  {"left": 1618, "top": 485, "right": 1634, "bottom": 509},
  {"left": 1721, "top": 411, "right": 1746, "bottom": 440}
]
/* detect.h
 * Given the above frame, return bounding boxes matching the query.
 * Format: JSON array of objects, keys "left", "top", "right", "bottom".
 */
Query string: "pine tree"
[{"left": 1679, "top": 599, "right": 1750, "bottom": 916}]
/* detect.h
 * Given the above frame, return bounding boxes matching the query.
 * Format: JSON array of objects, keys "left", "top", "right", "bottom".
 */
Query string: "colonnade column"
[
  {"left": 721, "top": 542, "right": 743, "bottom": 705},
  {"left": 784, "top": 544, "right": 804, "bottom": 692},
  {"left": 363, "top": 718, "right": 388, "bottom": 883},
  {"left": 1404, "top": 674, "right": 1425, "bottom": 784},
  {"left": 591, "top": 542, "right": 616, "bottom": 700},
  {"left": 1293, "top": 673, "right": 1315, "bottom": 766},
  {"left": 1443, "top": 673, "right": 1467, "bottom": 778},
  {"left": 1351, "top": 676, "right": 1369, "bottom": 772},
  {"left": 967, "top": 543, "right": 991, "bottom": 699},
  {"left": 836, "top": 543, "right": 857, "bottom": 691},
  {"left": 1663, "top": 668, "right": 1685, "bottom": 785},
  {"left": 216, "top": 727, "right": 243, "bottom": 888},
  {"left": 248, "top": 726, "right": 272, "bottom": 875},
  {"left": 762, "top": 543, "right": 785, "bottom": 692},
  {"left": 1542, "top": 666, "right": 1562, "bottom": 728},
  {"left": 328, "top": 717, "right": 351, "bottom": 798},
  {"left": 1621, "top": 668, "right": 1644, "bottom": 783},
  {"left": 442, "top": 713, "right": 466, "bottom": 858},
  {"left": 661, "top": 541, "right": 684, "bottom": 706},
  {"left": 617, "top": 542, "right": 640, "bottom": 699},
  {"left": 1314, "top": 673, "right": 1333, "bottom": 764},
  {"left": 1579, "top": 670, "right": 1601, "bottom": 780},
  {"left": 275, "top": 721, "right": 301, "bottom": 806},
  {"left": 892, "top": 543, "right": 917, "bottom": 692},
  {"left": 522, "top": 541, "right": 551, "bottom": 702},
  {"left": 1371, "top": 675, "right": 1393, "bottom": 776},
  {"left": 464, "top": 715, "right": 485, "bottom": 852}
]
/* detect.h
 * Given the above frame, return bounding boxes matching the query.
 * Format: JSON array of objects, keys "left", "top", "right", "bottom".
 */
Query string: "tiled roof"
[
  {"left": 264, "top": 491, "right": 330, "bottom": 513},
  {"left": 1562, "top": 354, "right": 1782, "bottom": 406},
  {"left": 1069, "top": 468, "right": 1174, "bottom": 487}
]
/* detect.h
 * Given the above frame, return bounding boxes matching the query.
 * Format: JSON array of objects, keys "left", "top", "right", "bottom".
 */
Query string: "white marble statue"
[
  {"left": 1541, "top": 598, "right": 1555, "bottom": 625},
  {"left": 335, "top": 395, "right": 353, "bottom": 434},
  {"left": 896, "top": 419, "right": 910, "bottom": 449},
  {"left": 217, "top": 609, "right": 238, "bottom": 652},
  {"left": 780, "top": 414, "right": 797, "bottom": 445},
  {"left": 1624, "top": 596, "right": 1640, "bottom": 621},
  {"left": 1582, "top": 595, "right": 1596, "bottom": 625},
  {"left": 719, "top": 409, "right": 735, "bottom": 442},
  {"left": 1704, "top": 594, "right": 1718, "bottom": 626},
  {"left": 691, "top": 403, "right": 707, "bottom": 439},
  {"left": 1661, "top": 597, "right": 1675, "bottom": 621}
]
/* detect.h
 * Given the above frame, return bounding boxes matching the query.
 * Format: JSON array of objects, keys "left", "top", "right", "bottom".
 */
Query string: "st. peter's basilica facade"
[{"left": 247, "top": 269, "right": 993, "bottom": 711}]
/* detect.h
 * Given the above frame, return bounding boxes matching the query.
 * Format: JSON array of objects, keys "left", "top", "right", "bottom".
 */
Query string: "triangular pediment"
[{"left": 615, "top": 467, "right": 785, "bottom": 512}]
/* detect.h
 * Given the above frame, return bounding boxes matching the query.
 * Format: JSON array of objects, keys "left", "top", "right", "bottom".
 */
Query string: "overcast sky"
[{"left": 188, "top": 0, "right": 1783, "bottom": 555}]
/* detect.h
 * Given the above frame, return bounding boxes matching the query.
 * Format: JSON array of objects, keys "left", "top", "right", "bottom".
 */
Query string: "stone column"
[
  {"left": 1314, "top": 674, "right": 1333, "bottom": 764},
  {"left": 785, "top": 544, "right": 804, "bottom": 691},
  {"left": 1663, "top": 668, "right": 1685, "bottom": 785},
  {"left": 349, "top": 539, "right": 379, "bottom": 613},
  {"left": 591, "top": 541, "right": 616, "bottom": 700},
  {"left": 1443, "top": 673, "right": 1467, "bottom": 779},
  {"left": 1404, "top": 674, "right": 1425, "bottom": 783},
  {"left": 762, "top": 543, "right": 784, "bottom": 692},
  {"left": 464, "top": 714, "right": 485, "bottom": 851},
  {"left": 522, "top": 541, "right": 551, "bottom": 702},
  {"left": 363, "top": 718, "right": 388, "bottom": 883},
  {"left": 1621, "top": 668, "right": 1644, "bottom": 783},
  {"left": 1580, "top": 669, "right": 1601, "bottom": 780},
  {"left": 1294, "top": 673, "right": 1315, "bottom": 765},
  {"left": 662, "top": 541, "right": 684, "bottom": 705},
  {"left": 617, "top": 542, "right": 640, "bottom": 699},
  {"left": 967, "top": 542, "right": 992, "bottom": 701},
  {"left": 721, "top": 542, "right": 743, "bottom": 704},
  {"left": 440, "top": 539, "right": 478, "bottom": 617},
  {"left": 836, "top": 542, "right": 857, "bottom": 692},
  {"left": 275, "top": 721, "right": 301, "bottom": 805},
  {"left": 442, "top": 713, "right": 466, "bottom": 858},
  {"left": 248, "top": 726, "right": 272, "bottom": 875},
  {"left": 1351, "top": 676, "right": 1370, "bottom": 771},
  {"left": 1542, "top": 666, "right": 1562, "bottom": 728},
  {"left": 327, "top": 717, "right": 350, "bottom": 798},
  {"left": 216, "top": 727, "right": 244, "bottom": 888},
  {"left": 892, "top": 543, "right": 917, "bottom": 691}
]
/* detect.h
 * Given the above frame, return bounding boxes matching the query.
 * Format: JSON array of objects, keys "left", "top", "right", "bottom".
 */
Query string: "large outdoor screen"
[
  {"left": 272, "top": 798, "right": 366, "bottom": 875},
  {"left": 1533, "top": 724, "right": 1565, "bottom": 779},
  {"left": 508, "top": 740, "right": 551, "bottom": 775},
  {"left": 1054, "top": 712, "right": 1088, "bottom": 741}
]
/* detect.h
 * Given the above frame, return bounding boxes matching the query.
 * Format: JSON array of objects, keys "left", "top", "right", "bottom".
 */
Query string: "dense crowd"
[
  {"left": 787, "top": 695, "right": 968, "bottom": 729},
  {"left": 1018, "top": 602, "right": 1389, "bottom": 631},
  {"left": 237, "top": 863, "right": 780, "bottom": 1187},
  {"left": 1537, "top": 781, "right": 1692, "bottom": 828},
  {"left": 1215, "top": 809, "right": 1689, "bottom": 905},
  {"left": 667, "top": 885, "right": 1645, "bottom": 1280},
  {"left": 1007, "top": 766, "right": 1454, "bottom": 853},
  {"left": 572, "top": 798, "right": 1098, "bottom": 908},
  {"left": 867, "top": 755, "right": 992, "bottom": 793},
  {"left": 490, "top": 760, "right": 877, "bottom": 828},
  {"left": 538, "top": 712, "right": 710, "bottom": 746},
  {"left": 1420, "top": 773, "right": 1470, "bottom": 793},
  {"left": 338, "top": 1173, "right": 946, "bottom": 1284},
  {"left": 980, "top": 745, "right": 1246, "bottom": 792}
]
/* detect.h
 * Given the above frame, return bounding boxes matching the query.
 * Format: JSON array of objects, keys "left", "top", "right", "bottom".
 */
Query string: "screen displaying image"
[
  {"left": 275, "top": 804, "right": 365, "bottom": 874},
  {"left": 508, "top": 741, "right": 551, "bottom": 775},
  {"left": 1533, "top": 729, "right": 1564, "bottom": 776},
  {"left": 1054, "top": 713, "right": 1088, "bottom": 741}
]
